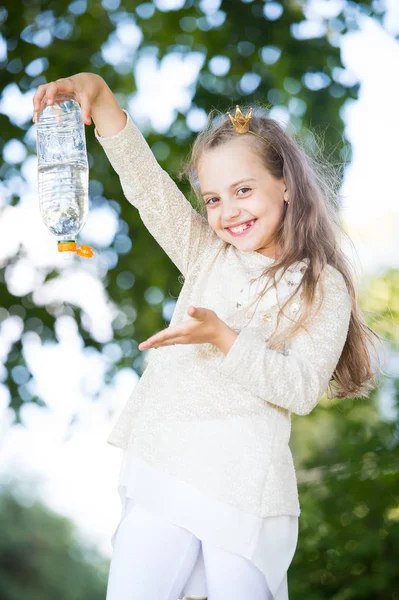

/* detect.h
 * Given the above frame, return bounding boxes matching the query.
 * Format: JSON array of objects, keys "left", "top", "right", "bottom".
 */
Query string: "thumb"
[
  {"left": 188, "top": 306, "right": 207, "bottom": 319},
  {"left": 79, "top": 94, "right": 92, "bottom": 125}
]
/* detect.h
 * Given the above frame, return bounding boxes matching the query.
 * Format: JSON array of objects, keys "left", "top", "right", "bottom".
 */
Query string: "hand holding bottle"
[
  {"left": 32, "top": 72, "right": 127, "bottom": 137},
  {"left": 32, "top": 72, "right": 105, "bottom": 125}
]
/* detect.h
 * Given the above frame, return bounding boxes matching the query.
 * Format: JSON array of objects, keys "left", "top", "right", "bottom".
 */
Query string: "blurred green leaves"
[
  {"left": 0, "top": 482, "right": 109, "bottom": 600},
  {"left": 0, "top": 0, "right": 386, "bottom": 418},
  {"left": 0, "top": 3, "right": 399, "bottom": 597}
]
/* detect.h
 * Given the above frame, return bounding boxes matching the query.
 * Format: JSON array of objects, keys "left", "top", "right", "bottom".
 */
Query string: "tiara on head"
[
  {"left": 227, "top": 105, "right": 270, "bottom": 146},
  {"left": 227, "top": 106, "right": 253, "bottom": 133}
]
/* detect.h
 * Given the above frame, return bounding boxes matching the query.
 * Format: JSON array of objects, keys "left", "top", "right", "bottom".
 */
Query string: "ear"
[
  {"left": 282, "top": 179, "right": 289, "bottom": 202},
  {"left": 279, "top": 177, "right": 288, "bottom": 200}
]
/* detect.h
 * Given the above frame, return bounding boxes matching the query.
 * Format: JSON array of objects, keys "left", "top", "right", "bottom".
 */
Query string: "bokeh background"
[{"left": 1, "top": 0, "right": 399, "bottom": 598}]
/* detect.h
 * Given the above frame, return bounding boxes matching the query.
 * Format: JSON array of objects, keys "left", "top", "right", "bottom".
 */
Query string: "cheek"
[
  {"left": 258, "top": 196, "right": 283, "bottom": 217},
  {"left": 206, "top": 212, "right": 218, "bottom": 229},
  {"left": 258, "top": 205, "right": 283, "bottom": 229}
]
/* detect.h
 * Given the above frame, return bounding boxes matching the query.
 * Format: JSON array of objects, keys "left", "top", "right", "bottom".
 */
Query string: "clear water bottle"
[{"left": 36, "top": 92, "right": 94, "bottom": 259}]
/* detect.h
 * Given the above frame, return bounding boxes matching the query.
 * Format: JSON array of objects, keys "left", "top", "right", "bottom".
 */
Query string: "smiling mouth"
[{"left": 225, "top": 219, "right": 257, "bottom": 236}]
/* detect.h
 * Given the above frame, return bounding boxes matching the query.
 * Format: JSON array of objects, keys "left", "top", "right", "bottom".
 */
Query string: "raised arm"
[
  {"left": 217, "top": 265, "right": 352, "bottom": 416},
  {"left": 93, "top": 103, "right": 220, "bottom": 276}
]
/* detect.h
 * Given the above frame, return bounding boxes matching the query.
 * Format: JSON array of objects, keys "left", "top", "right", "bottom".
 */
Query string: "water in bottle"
[{"left": 36, "top": 92, "right": 94, "bottom": 259}]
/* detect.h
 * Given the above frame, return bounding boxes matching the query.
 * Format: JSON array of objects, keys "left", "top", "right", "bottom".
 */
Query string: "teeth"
[{"left": 230, "top": 220, "right": 254, "bottom": 233}]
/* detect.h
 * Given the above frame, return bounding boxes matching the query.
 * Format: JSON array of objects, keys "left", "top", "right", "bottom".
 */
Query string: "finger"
[
  {"left": 139, "top": 330, "right": 185, "bottom": 350},
  {"left": 33, "top": 83, "right": 49, "bottom": 121},
  {"left": 33, "top": 83, "right": 47, "bottom": 109},
  {"left": 47, "top": 78, "right": 73, "bottom": 99},
  {"left": 138, "top": 322, "right": 189, "bottom": 350},
  {"left": 139, "top": 337, "right": 178, "bottom": 350},
  {"left": 187, "top": 306, "right": 209, "bottom": 320},
  {"left": 33, "top": 80, "right": 66, "bottom": 121},
  {"left": 77, "top": 92, "right": 92, "bottom": 126},
  {"left": 139, "top": 334, "right": 174, "bottom": 349},
  {"left": 44, "top": 81, "right": 61, "bottom": 106},
  {"left": 42, "top": 78, "right": 74, "bottom": 112},
  {"left": 32, "top": 78, "right": 78, "bottom": 123}
]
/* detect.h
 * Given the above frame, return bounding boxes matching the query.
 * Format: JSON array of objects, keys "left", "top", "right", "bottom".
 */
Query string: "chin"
[{"left": 234, "top": 242, "right": 257, "bottom": 252}]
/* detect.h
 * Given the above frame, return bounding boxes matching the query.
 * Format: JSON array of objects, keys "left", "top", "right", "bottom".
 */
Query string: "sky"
[
  {"left": 339, "top": 7, "right": 399, "bottom": 280},
  {"left": 0, "top": 2, "right": 398, "bottom": 560}
]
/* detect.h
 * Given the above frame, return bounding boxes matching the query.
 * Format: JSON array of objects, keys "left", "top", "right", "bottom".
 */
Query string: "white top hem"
[{"left": 112, "top": 448, "right": 298, "bottom": 600}]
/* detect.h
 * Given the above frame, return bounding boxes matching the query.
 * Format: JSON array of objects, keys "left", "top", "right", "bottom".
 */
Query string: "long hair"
[{"left": 179, "top": 103, "right": 384, "bottom": 401}]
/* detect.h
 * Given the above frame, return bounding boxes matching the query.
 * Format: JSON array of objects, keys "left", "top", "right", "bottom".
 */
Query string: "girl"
[{"left": 33, "top": 74, "right": 381, "bottom": 600}]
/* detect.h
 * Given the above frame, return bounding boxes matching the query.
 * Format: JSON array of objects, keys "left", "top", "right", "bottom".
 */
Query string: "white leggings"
[{"left": 106, "top": 498, "right": 273, "bottom": 600}]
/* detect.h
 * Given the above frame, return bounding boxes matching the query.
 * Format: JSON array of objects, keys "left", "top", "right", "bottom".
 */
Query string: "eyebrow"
[{"left": 201, "top": 178, "right": 257, "bottom": 197}]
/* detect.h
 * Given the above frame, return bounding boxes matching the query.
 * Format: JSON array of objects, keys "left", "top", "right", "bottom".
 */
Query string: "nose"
[{"left": 221, "top": 199, "right": 241, "bottom": 222}]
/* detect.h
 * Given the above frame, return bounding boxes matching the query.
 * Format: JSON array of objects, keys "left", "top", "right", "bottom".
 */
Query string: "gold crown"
[{"left": 227, "top": 106, "right": 253, "bottom": 134}]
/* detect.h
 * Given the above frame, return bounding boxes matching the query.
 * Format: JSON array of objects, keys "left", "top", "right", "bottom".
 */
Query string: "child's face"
[{"left": 197, "top": 138, "right": 287, "bottom": 259}]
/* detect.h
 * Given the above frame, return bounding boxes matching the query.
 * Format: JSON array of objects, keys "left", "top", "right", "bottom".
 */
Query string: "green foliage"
[
  {"left": 1, "top": 4, "right": 398, "bottom": 595},
  {"left": 0, "top": 484, "right": 109, "bottom": 599},
  {"left": 288, "top": 382, "right": 399, "bottom": 598},
  {"left": 0, "top": 0, "right": 385, "bottom": 418},
  {"left": 359, "top": 268, "right": 399, "bottom": 344},
  {"left": 286, "top": 269, "right": 399, "bottom": 597}
]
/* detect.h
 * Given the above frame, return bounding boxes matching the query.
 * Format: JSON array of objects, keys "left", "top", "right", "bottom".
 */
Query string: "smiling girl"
[{"left": 33, "top": 76, "right": 382, "bottom": 600}]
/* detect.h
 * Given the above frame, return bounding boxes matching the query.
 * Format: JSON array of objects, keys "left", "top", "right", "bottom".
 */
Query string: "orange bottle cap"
[
  {"left": 57, "top": 241, "right": 94, "bottom": 258},
  {"left": 76, "top": 245, "right": 94, "bottom": 258},
  {"left": 58, "top": 241, "right": 76, "bottom": 252}
]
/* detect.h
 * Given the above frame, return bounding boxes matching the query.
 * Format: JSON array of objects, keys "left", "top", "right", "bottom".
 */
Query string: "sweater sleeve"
[
  {"left": 218, "top": 266, "right": 352, "bottom": 416},
  {"left": 94, "top": 109, "right": 220, "bottom": 276}
]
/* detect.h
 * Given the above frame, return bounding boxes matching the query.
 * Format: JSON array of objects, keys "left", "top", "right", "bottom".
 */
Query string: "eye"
[
  {"left": 237, "top": 186, "right": 251, "bottom": 195},
  {"left": 205, "top": 197, "right": 219, "bottom": 206}
]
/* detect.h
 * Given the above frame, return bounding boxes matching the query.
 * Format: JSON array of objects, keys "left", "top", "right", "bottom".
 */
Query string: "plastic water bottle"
[{"left": 36, "top": 92, "right": 94, "bottom": 259}]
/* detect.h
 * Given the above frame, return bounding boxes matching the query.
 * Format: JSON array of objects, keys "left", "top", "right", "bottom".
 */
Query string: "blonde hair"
[{"left": 179, "top": 103, "right": 384, "bottom": 401}]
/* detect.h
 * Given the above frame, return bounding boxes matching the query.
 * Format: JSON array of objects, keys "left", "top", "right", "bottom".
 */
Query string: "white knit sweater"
[{"left": 94, "top": 109, "right": 352, "bottom": 518}]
